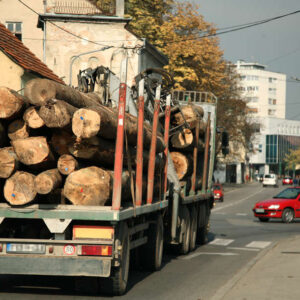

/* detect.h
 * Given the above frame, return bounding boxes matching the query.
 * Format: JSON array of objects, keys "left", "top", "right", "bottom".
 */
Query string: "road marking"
[
  {"left": 227, "top": 247, "right": 260, "bottom": 252},
  {"left": 209, "top": 238, "right": 234, "bottom": 246},
  {"left": 246, "top": 241, "right": 272, "bottom": 249},
  {"left": 236, "top": 213, "right": 248, "bottom": 216},
  {"left": 215, "top": 212, "right": 226, "bottom": 215},
  {"left": 182, "top": 252, "right": 239, "bottom": 260},
  {"left": 213, "top": 188, "right": 264, "bottom": 212}
]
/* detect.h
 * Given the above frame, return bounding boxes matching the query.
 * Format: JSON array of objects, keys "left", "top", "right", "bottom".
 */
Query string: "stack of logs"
[
  {"left": 0, "top": 78, "right": 205, "bottom": 207},
  {"left": 168, "top": 104, "right": 206, "bottom": 191}
]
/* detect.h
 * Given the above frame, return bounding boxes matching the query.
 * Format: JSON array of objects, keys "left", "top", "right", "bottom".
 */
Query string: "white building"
[{"left": 236, "top": 60, "right": 286, "bottom": 119}]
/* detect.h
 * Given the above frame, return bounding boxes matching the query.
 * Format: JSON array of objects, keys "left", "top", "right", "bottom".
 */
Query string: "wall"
[
  {"left": 0, "top": 51, "right": 24, "bottom": 90},
  {"left": 0, "top": 0, "right": 44, "bottom": 62}
]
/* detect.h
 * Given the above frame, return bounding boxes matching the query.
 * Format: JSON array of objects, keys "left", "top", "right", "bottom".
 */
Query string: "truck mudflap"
[{"left": 0, "top": 255, "right": 111, "bottom": 277}]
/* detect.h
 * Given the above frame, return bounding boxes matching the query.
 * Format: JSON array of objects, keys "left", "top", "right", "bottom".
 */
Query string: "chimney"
[{"left": 116, "top": 0, "right": 124, "bottom": 17}]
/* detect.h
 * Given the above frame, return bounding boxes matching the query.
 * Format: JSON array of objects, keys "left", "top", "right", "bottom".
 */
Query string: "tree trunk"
[
  {"left": 0, "top": 87, "right": 25, "bottom": 119},
  {"left": 63, "top": 166, "right": 110, "bottom": 206},
  {"left": 172, "top": 105, "right": 204, "bottom": 129},
  {"left": 170, "top": 128, "right": 194, "bottom": 149},
  {"left": 8, "top": 119, "right": 29, "bottom": 140},
  {"left": 23, "top": 106, "right": 45, "bottom": 129},
  {"left": 24, "top": 78, "right": 103, "bottom": 107},
  {"left": 170, "top": 152, "right": 193, "bottom": 180},
  {"left": 68, "top": 136, "right": 163, "bottom": 169},
  {"left": 4, "top": 171, "right": 36, "bottom": 205},
  {"left": 50, "top": 130, "right": 74, "bottom": 155},
  {"left": 57, "top": 154, "right": 78, "bottom": 175},
  {"left": 34, "top": 169, "right": 62, "bottom": 194},
  {"left": 38, "top": 100, "right": 77, "bottom": 128},
  {"left": 11, "top": 136, "right": 54, "bottom": 166},
  {"left": 72, "top": 106, "right": 165, "bottom": 152},
  {"left": 0, "top": 147, "right": 19, "bottom": 178}
]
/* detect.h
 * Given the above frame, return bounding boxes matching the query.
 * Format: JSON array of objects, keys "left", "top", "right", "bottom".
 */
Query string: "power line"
[{"left": 164, "top": 9, "right": 300, "bottom": 44}]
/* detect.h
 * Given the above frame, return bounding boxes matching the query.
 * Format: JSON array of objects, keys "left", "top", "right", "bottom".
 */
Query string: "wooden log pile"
[
  {"left": 168, "top": 104, "right": 207, "bottom": 189},
  {"left": 0, "top": 80, "right": 165, "bottom": 207}
]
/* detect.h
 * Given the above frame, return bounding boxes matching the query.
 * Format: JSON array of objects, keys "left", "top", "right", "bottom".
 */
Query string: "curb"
[{"left": 210, "top": 241, "right": 278, "bottom": 300}]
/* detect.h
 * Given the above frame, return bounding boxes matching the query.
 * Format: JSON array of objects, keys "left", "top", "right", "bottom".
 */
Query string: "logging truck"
[{"left": 0, "top": 62, "right": 217, "bottom": 295}]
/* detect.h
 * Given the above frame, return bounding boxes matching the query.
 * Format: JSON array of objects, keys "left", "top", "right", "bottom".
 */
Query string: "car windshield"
[
  {"left": 213, "top": 185, "right": 221, "bottom": 190},
  {"left": 273, "top": 188, "right": 300, "bottom": 199},
  {"left": 264, "top": 175, "right": 274, "bottom": 178}
]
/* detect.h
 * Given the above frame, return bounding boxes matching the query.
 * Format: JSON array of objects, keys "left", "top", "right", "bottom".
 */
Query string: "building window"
[
  {"left": 246, "top": 96, "right": 259, "bottom": 102},
  {"left": 269, "top": 77, "right": 277, "bottom": 83},
  {"left": 253, "top": 123, "right": 260, "bottom": 133},
  {"left": 246, "top": 75, "right": 259, "bottom": 80},
  {"left": 247, "top": 86, "right": 259, "bottom": 92},
  {"left": 268, "top": 109, "right": 276, "bottom": 116},
  {"left": 246, "top": 107, "right": 258, "bottom": 114},
  {"left": 268, "top": 88, "right": 276, "bottom": 94},
  {"left": 268, "top": 98, "right": 277, "bottom": 105},
  {"left": 6, "top": 22, "right": 22, "bottom": 41}
]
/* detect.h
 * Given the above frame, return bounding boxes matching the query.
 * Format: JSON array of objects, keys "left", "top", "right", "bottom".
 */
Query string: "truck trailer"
[{"left": 0, "top": 60, "right": 217, "bottom": 295}]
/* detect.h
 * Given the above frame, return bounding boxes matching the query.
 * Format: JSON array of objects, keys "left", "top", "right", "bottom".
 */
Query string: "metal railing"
[{"left": 172, "top": 90, "right": 217, "bottom": 104}]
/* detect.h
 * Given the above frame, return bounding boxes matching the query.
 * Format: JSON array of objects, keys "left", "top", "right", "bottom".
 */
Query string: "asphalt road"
[{"left": 0, "top": 182, "right": 298, "bottom": 300}]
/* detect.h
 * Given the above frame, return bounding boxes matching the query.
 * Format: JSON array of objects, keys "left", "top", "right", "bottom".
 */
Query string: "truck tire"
[
  {"left": 142, "top": 213, "right": 164, "bottom": 271},
  {"left": 197, "top": 203, "right": 209, "bottom": 245},
  {"left": 179, "top": 206, "right": 191, "bottom": 254},
  {"left": 189, "top": 206, "right": 198, "bottom": 251},
  {"left": 110, "top": 222, "right": 130, "bottom": 295}
]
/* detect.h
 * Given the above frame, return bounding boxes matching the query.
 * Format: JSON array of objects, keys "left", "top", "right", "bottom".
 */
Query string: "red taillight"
[{"left": 81, "top": 245, "right": 112, "bottom": 256}]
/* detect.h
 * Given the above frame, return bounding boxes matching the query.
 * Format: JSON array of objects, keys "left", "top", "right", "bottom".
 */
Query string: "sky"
[{"left": 191, "top": 0, "right": 300, "bottom": 120}]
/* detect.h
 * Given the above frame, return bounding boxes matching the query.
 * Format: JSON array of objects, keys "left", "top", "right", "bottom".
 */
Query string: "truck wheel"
[
  {"left": 142, "top": 214, "right": 164, "bottom": 271},
  {"left": 179, "top": 206, "right": 191, "bottom": 255},
  {"left": 197, "top": 203, "right": 209, "bottom": 245},
  {"left": 111, "top": 222, "right": 130, "bottom": 295},
  {"left": 189, "top": 207, "right": 198, "bottom": 251}
]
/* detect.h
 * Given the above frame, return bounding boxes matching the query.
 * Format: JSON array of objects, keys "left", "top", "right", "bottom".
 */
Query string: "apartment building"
[{"left": 236, "top": 60, "right": 286, "bottom": 119}]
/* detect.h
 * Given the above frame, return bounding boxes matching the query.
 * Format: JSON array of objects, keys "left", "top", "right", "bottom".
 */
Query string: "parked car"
[
  {"left": 253, "top": 187, "right": 300, "bottom": 223},
  {"left": 282, "top": 176, "right": 293, "bottom": 185},
  {"left": 212, "top": 183, "right": 224, "bottom": 202},
  {"left": 262, "top": 174, "right": 278, "bottom": 187}
]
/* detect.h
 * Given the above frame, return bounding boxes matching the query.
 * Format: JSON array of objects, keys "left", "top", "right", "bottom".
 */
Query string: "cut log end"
[
  {"left": 8, "top": 119, "right": 29, "bottom": 140},
  {"left": 72, "top": 109, "right": 101, "bottom": 139},
  {"left": 63, "top": 166, "right": 110, "bottom": 206},
  {"left": 57, "top": 154, "right": 78, "bottom": 175},
  {"left": 0, "top": 147, "right": 18, "bottom": 178},
  {"left": 23, "top": 106, "right": 45, "bottom": 129},
  {"left": 0, "top": 87, "right": 24, "bottom": 119},
  {"left": 170, "top": 152, "right": 191, "bottom": 180},
  {"left": 170, "top": 128, "right": 194, "bottom": 149},
  {"left": 34, "top": 169, "right": 62, "bottom": 194},
  {"left": 4, "top": 171, "right": 36, "bottom": 205}
]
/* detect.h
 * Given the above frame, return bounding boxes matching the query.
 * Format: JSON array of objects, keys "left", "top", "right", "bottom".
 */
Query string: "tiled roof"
[{"left": 0, "top": 22, "right": 64, "bottom": 84}]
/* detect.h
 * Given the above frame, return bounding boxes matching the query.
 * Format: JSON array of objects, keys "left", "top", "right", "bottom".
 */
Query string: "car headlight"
[
  {"left": 268, "top": 204, "right": 280, "bottom": 209},
  {"left": 216, "top": 193, "right": 220, "bottom": 196}
]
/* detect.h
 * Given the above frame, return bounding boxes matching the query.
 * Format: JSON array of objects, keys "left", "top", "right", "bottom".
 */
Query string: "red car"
[
  {"left": 282, "top": 176, "right": 293, "bottom": 185},
  {"left": 253, "top": 187, "right": 300, "bottom": 223},
  {"left": 212, "top": 183, "right": 224, "bottom": 202}
]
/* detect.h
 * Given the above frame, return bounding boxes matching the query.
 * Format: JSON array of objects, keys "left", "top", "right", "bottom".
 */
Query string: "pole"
[
  {"left": 147, "top": 86, "right": 161, "bottom": 204},
  {"left": 112, "top": 56, "right": 128, "bottom": 210},
  {"left": 135, "top": 79, "right": 145, "bottom": 206},
  {"left": 163, "top": 95, "right": 171, "bottom": 196}
]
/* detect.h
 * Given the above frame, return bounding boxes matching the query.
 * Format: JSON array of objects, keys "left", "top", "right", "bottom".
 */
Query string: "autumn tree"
[{"left": 284, "top": 148, "right": 300, "bottom": 170}]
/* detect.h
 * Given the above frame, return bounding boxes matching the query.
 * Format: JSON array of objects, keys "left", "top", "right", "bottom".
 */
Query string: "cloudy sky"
[{"left": 192, "top": 0, "right": 300, "bottom": 120}]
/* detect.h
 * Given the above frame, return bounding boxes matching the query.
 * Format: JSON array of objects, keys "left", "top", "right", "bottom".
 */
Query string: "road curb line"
[{"left": 209, "top": 241, "right": 278, "bottom": 300}]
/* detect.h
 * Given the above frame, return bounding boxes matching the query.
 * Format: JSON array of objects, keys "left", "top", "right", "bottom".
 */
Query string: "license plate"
[
  {"left": 6, "top": 243, "right": 46, "bottom": 254},
  {"left": 255, "top": 208, "right": 265, "bottom": 213}
]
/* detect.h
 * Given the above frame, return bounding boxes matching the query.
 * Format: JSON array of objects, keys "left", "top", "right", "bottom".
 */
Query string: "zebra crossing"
[{"left": 209, "top": 238, "right": 272, "bottom": 250}]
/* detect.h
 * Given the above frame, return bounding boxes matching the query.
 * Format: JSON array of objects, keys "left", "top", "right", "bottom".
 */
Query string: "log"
[
  {"left": 8, "top": 119, "right": 29, "bottom": 140},
  {"left": 51, "top": 130, "right": 74, "bottom": 155},
  {"left": 23, "top": 106, "right": 45, "bottom": 129},
  {"left": 0, "top": 122, "right": 7, "bottom": 147},
  {"left": 0, "top": 147, "right": 18, "bottom": 178},
  {"left": 4, "top": 171, "right": 36, "bottom": 205},
  {"left": 172, "top": 105, "right": 204, "bottom": 129},
  {"left": 57, "top": 154, "right": 78, "bottom": 175},
  {"left": 170, "top": 128, "right": 194, "bottom": 149},
  {"left": 38, "top": 100, "right": 77, "bottom": 128},
  {"left": 170, "top": 152, "right": 192, "bottom": 180},
  {"left": 24, "top": 78, "right": 103, "bottom": 107},
  {"left": 34, "top": 169, "right": 62, "bottom": 194},
  {"left": 0, "top": 87, "right": 25, "bottom": 119},
  {"left": 72, "top": 106, "right": 165, "bottom": 152},
  {"left": 11, "top": 136, "right": 54, "bottom": 166},
  {"left": 68, "top": 136, "right": 163, "bottom": 170},
  {"left": 63, "top": 166, "right": 110, "bottom": 206}
]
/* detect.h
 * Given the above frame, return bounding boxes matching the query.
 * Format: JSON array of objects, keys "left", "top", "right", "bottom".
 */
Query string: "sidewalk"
[{"left": 212, "top": 235, "right": 300, "bottom": 300}]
